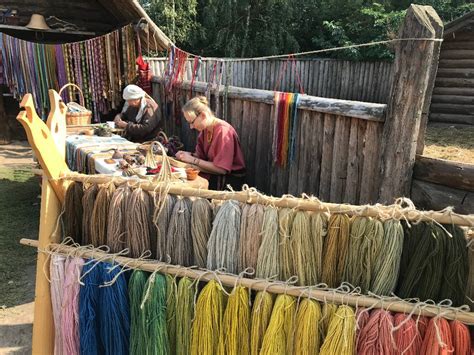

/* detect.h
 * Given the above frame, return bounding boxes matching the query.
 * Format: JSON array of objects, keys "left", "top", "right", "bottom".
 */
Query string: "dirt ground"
[
  {"left": 423, "top": 123, "right": 474, "bottom": 164},
  {"left": 0, "top": 141, "right": 38, "bottom": 355}
]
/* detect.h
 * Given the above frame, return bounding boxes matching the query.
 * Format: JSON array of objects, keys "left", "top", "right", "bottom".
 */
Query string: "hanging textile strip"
[
  {"left": 189, "top": 56, "right": 200, "bottom": 98},
  {"left": 55, "top": 44, "right": 67, "bottom": 91},
  {"left": 205, "top": 61, "right": 217, "bottom": 104},
  {"left": 288, "top": 93, "right": 300, "bottom": 163},
  {"left": 86, "top": 40, "right": 97, "bottom": 121},
  {"left": 289, "top": 54, "right": 306, "bottom": 95},
  {"left": 223, "top": 62, "right": 232, "bottom": 121},
  {"left": 165, "top": 45, "right": 176, "bottom": 91},
  {"left": 214, "top": 60, "right": 224, "bottom": 118}
]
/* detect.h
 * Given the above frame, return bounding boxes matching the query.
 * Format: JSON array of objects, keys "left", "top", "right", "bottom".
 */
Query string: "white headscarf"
[{"left": 121, "top": 85, "right": 147, "bottom": 123}]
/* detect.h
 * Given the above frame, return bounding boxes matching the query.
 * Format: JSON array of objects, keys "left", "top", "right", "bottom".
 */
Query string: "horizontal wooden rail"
[
  {"left": 152, "top": 77, "right": 387, "bottom": 122},
  {"left": 58, "top": 172, "right": 474, "bottom": 226},
  {"left": 20, "top": 238, "right": 474, "bottom": 324}
]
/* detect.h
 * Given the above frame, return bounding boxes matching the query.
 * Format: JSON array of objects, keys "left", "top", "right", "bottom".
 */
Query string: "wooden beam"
[
  {"left": 429, "top": 112, "right": 474, "bottom": 125},
  {"left": 435, "top": 78, "right": 474, "bottom": 87},
  {"left": 436, "top": 68, "right": 474, "bottom": 78},
  {"left": 438, "top": 59, "right": 474, "bottom": 68},
  {"left": 379, "top": 5, "right": 443, "bottom": 202},
  {"left": 152, "top": 78, "right": 387, "bottom": 122},
  {"left": 414, "top": 155, "right": 474, "bottom": 191},
  {"left": 431, "top": 94, "right": 474, "bottom": 105},
  {"left": 20, "top": 238, "right": 474, "bottom": 325},
  {"left": 439, "top": 49, "right": 474, "bottom": 60},
  {"left": 432, "top": 87, "right": 474, "bottom": 96},
  {"left": 411, "top": 179, "right": 474, "bottom": 215}
]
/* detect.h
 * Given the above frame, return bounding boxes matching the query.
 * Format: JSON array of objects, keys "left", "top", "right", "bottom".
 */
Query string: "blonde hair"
[{"left": 182, "top": 96, "right": 212, "bottom": 119}]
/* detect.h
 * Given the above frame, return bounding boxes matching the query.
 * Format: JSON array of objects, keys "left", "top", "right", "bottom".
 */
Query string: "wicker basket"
[{"left": 59, "top": 83, "right": 92, "bottom": 126}]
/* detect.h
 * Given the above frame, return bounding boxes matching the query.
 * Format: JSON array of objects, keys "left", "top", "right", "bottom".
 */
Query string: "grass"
[
  {"left": 423, "top": 123, "right": 474, "bottom": 164},
  {"left": 0, "top": 167, "right": 40, "bottom": 307}
]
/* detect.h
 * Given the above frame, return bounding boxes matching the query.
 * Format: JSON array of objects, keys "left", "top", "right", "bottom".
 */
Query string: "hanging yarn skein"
[
  {"left": 129, "top": 270, "right": 148, "bottom": 355},
  {"left": 176, "top": 277, "right": 194, "bottom": 355},
  {"left": 238, "top": 203, "right": 265, "bottom": 274},
  {"left": 191, "top": 198, "right": 213, "bottom": 268},
  {"left": 166, "top": 197, "right": 193, "bottom": 266},
  {"left": 320, "top": 305, "right": 356, "bottom": 355},
  {"left": 260, "top": 294, "right": 296, "bottom": 355},
  {"left": 126, "top": 187, "right": 152, "bottom": 258},
  {"left": 218, "top": 285, "right": 250, "bottom": 355},
  {"left": 291, "top": 210, "right": 317, "bottom": 286},
  {"left": 294, "top": 298, "right": 322, "bottom": 354},
  {"left": 357, "top": 309, "right": 394, "bottom": 354},
  {"left": 64, "top": 181, "right": 83, "bottom": 244},
  {"left": 50, "top": 254, "right": 66, "bottom": 355},
  {"left": 166, "top": 274, "right": 177, "bottom": 354},
  {"left": 250, "top": 291, "right": 274, "bottom": 355},
  {"left": 310, "top": 212, "right": 328, "bottom": 283},
  {"left": 190, "top": 280, "right": 226, "bottom": 355},
  {"left": 107, "top": 185, "right": 131, "bottom": 253},
  {"left": 255, "top": 207, "right": 280, "bottom": 279},
  {"left": 321, "top": 214, "right": 350, "bottom": 288},
  {"left": 90, "top": 183, "right": 116, "bottom": 247},
  {"left": 153, "top": 193, "right": 177, "bottom": 261},
  {"left": 81, "top": 184, "right": 99, "bottom": 245},
  {"left": 207, "top": 200, "right": 241, "bottom": 274},
  {"left": 278, "top": 208, "right": 296, "bottom": 281}
]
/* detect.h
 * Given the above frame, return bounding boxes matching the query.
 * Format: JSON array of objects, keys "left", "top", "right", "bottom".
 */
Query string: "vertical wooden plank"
[
  {"left": 254, "top": 103, "right": 271, "bottom": 192},
  {"left": 329, "top": 115, "right": 350, "bottom": 203},
  {"left": 245, "top": 101, "right": 260, "bottom": 187},
  {"left": 288, "top": 109, "right": 304, "bottom": 196},
  {"left": 306, "top": 111, "right": 324, "bottom": 195},
  {"left": 359, "top": 121, "right": 382, "bottom": 203},
  {"left": 344, "top": 117, "right": 360, "bottom": 204},
  {"left": 318, "top": 113, "right": 336, "bottom": 201},
  {"left": 296, "top": 110, "right": 310, "bottom": 194},
  {"left": 356, "top": 119, "right": 367, "bottom": 203}
]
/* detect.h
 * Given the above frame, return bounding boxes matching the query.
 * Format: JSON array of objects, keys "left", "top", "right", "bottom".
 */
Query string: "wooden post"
[
  {"left": 416, "top": 6, "right": 444, "bottom": 155},
  {"left": 46, "top": 89, "right": 67, "bottom": 160},
  {"left": 31, "top": 177, "right": 61, "bottom": 354},
  {"left": 378, "top": 5, "right": 443, "bottom": 203},
  {"left": 16, "top": 93, "right": 71, "bottom": 354}
]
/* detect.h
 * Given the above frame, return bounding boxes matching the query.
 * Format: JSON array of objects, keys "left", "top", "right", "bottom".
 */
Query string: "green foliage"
[{"left": 142, "top": 0, "right": 474, "bottom": 60}]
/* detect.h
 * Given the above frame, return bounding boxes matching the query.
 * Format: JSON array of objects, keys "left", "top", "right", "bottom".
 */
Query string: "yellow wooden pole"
[
  {"left": 17, "top": 92, "right": 70, "bottom": 354},
  {"left": 46, "top": 89, "right": 67, "bottom": 160}
]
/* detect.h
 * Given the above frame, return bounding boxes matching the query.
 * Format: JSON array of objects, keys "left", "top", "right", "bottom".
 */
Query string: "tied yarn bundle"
[
  {"left": 255, "top": 207, "right": 280, "bottom": 279},
  {"left": 250, "top": 291, "right": 274, "bottom": 355},
  {"left": 153, "top": 194, "right": 177, "bottom": 261},
  {"left": 166, "top": 197, "right": 193, "bottom": 266},
  {"left": 129, "top": 270, "right": 148, "bottom": 355},
  {"left": 64, "top": 181, "right": 84, "bottom": 243},
  {"left": 207, "top": 200, "right": 241, "bottom": 273},
  {"left": 107, "top": 185, "right": 131, "bottom": 253},
  {"left": 90, "top": 183, "right": 116, "bottom": 247},
  {"left": 176, "top": 277, "right": 195, "bottom": 355},
  {"left": 321, "top": 214, "right": 350, "bottom": 288},
  {"left": 320, "top": 305, "right": 356, "bottom": 355},
  {"left": 81, "top": 184, "right": 98, "bottom": 245},
  {"left": 218, "top": 286, "right": 250, "bottom": 354},
  {"left": 238, "top": 203, "right": 265, "bottom": 274},
  {"left": 126, "top": 187, "right": 152, "bottom": 258},
  {"left": 278, "top": 208, "right": 296, "bottom": 281},
  {"left": 190, "top": 280, "right": 226, "bottom": 355},
  {"left": 190, "top": 198, "right": 213, "bottom": 268},
  {"left": 291, "top": 211, "right": 317, "bottom": 286},
  {"left": 392, "top": 313, "right": 422, "bottom": 355},
  {"left": 310, "top": 212, "right": 328, "bottom": 283},
  {"left": 357, "top": 309, "right": 394, "bottom": 354},
  {"left": 260, "top": 294, "right": 296, "bottom": 355},
  {"left": 294, "top": 298, "right": 322, "bottom": 354},
  {"left": 50, "top": 254, "right": 66, "bottom": 355}
]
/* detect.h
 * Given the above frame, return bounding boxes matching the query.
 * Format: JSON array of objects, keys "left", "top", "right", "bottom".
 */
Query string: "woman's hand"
[{"left": 175, "top": 150, "right": 194, "bottom": 163}]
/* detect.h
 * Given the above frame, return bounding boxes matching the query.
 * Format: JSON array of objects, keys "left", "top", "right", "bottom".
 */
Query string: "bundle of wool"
[
  {"left": 190, "top": 280, "right": 226, "bottom": 355},
  {"left": 370, "top": 219, "right": 404, "bottom": 296},
  {"left": 319, "top": 303, "right": 338, "bottom": 342},
  {"left": 293, "top": 298, "right": 322, "bottom": 354},
  {"left": 344, "top": 217, "right": 384, "bottom": 293},
  {"left": 191, "top": 198, "right": 213, "bottom": 268},
  {"left": 106, "top": 185, "right": 131, "bottom": 253},
  {"left": 397, "top": 222, "right": 447, "bottom": 302},
  {"left": 176, "top": 277, "right": 194, "bottom": 355},
  {"left": 310, "top": 212, "right": 328, "bottom": 283},
  {"left": 64, "top": 181, "right": 84, "bottom": 243},
  {"left": 450, "top": 320, "right": 471, "bottom": 355},
  {"left": 357, "top": 309, "right": 394, "bottom": 354},
  {"left": 291, "top": 211, "right": 317, "bottom": 286},
  {"left": 218, "top": 286, "right": 250, "bottom": 354},
  {"left": 260, "top": 294, "right": 296, "bottom": 355},
  {"left": 438, "top": 224, "right": 469, "bottom": 306},
  {"left": 238, "top": 203, "right": 265, "bottom": 274},
  {"left": 152, "top": 193, "right": 177, "bottom": 261},
  {"left": 128, "top": 270, "right": 148, "bottom": 355},
  {"left": 166, "top": 197, "right": 193, "bottom": 266},
  {"left": 250, "top": 291, "right": 274, "bottom": 355},
  {"left": 82, "top": 184, "right": 99, "bottom": 245},
  {"left": 420, "top": 317, "right": 453, "bottom": 355},
  {"left": 126, "top": 187, "right": 152, "bottom": 258},
  {"left": 90, "top": 183, "right": 116, "bottom": 247},
  {"left": 256, "top": 207, "right": 280, "bottom": 279},
  {"left": 166, "top": 275, "right": 177, "bottom": 353},
  {"left": 391, "top": 313, "right": 422, "bottom": 355},
  {"left": 320, "top": 305, "right": 356, "bottom": 355},
  {"left": 321, "top": 214, "right": 350, "bottom": 288},
  {"left": 278, "top": 208, "right": 295, "bottom": 281},
  {"left": 207, "top": 200, "right": 241, "bottom": 273}
]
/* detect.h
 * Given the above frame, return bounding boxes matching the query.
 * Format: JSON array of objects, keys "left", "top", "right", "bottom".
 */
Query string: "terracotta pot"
[{"left": 185, "top": 168, "right": 199, "bottom": 181}]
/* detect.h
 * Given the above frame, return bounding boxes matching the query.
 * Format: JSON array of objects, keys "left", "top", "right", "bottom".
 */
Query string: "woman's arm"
[{"left": 176, "top": 150, "right": 227, "bottom": 175}]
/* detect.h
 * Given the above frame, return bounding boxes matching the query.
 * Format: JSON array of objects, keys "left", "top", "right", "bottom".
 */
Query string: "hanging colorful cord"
[{"left": 272, "top": 92, "right": 299, "bottom": 167}]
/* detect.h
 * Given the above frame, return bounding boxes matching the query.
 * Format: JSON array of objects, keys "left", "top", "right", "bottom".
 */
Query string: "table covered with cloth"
[{"left": 66, "top": 135, "right": 138, "bottom": 174}]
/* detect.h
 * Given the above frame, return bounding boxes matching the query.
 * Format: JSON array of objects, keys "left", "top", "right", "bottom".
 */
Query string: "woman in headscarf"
[
  {"left": 175, "top": 96, "right": 246, "bottom": 190},
  {"left": 114, "top": 84, "right": 161, "bottom": 142}
]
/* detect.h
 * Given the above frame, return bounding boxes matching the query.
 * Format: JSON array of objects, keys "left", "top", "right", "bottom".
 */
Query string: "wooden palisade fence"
[
  {"left": 150, "top": 58, "right": 394, "bottom": 104},
  {"left": 153, "top": 5, "right": 443, "bottom": 205}
]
